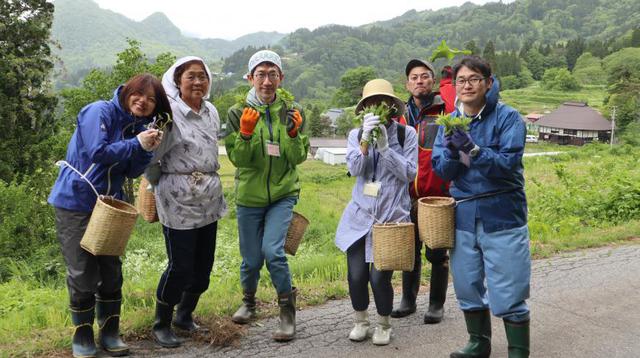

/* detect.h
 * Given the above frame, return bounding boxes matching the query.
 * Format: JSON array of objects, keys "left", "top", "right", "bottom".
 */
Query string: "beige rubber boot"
[
  {"left": 348, "top": 310, "right": 371, "bottom": 341},
  {"left": 371, "top": 315, "right": 392, "bottom": 345}
]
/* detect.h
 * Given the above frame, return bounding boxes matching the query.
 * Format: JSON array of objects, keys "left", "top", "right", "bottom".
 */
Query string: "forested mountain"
[
  {"left": 265, "top": 0, "right": 640, "bottom": 101},
  {"left": 53, "top": 0, "right": 640, "bottom": 100},
  {"left": 51, "top": 0, "right": 285, "bottom": 83}
]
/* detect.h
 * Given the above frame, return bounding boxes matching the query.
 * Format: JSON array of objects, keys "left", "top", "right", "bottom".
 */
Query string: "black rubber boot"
[
  {"left": 391, "top": 256, "right": 420, "bottom": 318},
  {"left": 70, "top": 305, "right": 97, "bottom": 358},
  {"left": 96, "top": 297, "right": 129, "bottom": 356},
  {"left": 152, "top": 301, "right": 181, "bottom": 348},
  {"left": 231, "top": 291, "right": 257, "bottom": 324},
  {"left": 424, "top": 260, "right": 449, "bottom": 324},
  {"left": 504, "top": 319, "right": 530, "bottom": 358},
  {"left": 450, "top": 309, "right": 492, "bottom": 358},
  {"left": 173, "top": 292, "right": 201, "bottom": 332},
  {"left": 273, "top": 287, "right": 297, "bottom": 342}
]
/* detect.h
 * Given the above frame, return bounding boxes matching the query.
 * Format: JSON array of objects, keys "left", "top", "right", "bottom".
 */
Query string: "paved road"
[{"left": 132, "top": 244, "right": 640, "bottom": 357}]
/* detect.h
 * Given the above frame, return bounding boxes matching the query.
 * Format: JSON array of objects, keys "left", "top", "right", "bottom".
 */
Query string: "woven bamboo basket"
[
  {"left": 372, "top": 222, "right": 415, "bottom": 271},
  {"left": 417, "top": 196, "right": 456, "bottom": 249},
  {"left": 136, "top": 177, "right": 158, "bottom": 223},
  {"left": 55, "top": 160, "right": 139, "bottom": 256},
  {"left": 284, "top": 212, "right": 309, "bottom": 256},
  {"left": 81, "top": 196, "right": 138, "bottom": 256}
]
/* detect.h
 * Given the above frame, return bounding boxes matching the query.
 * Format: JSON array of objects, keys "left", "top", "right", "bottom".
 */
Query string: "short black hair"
[{"left": 453, "top": 56, "right": 492, "bottom": 80}]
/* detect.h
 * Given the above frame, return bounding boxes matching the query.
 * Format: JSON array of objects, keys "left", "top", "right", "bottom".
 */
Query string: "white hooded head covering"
[{"left": 162, "top": 56, "right": 213, "bottom": 101}]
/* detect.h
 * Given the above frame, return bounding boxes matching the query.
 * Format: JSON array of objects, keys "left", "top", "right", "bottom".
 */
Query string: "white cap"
[{"left": 247, "top": 50, "right": 282, "bottom": 76}]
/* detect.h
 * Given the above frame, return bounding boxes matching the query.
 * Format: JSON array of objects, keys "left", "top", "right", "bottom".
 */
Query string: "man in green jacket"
[{"left": 225, "top": 50, "right": 309, "bottom": 342}]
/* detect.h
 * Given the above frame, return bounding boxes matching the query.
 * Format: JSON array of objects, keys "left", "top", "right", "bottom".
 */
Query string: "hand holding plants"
[
  {"left": 451, "top": 128, "right": 475, "bottom": 154},
  {"left": 239, "top": 107, "right": 260, "bottom": 138},
  {"left": 286, "top": 109, "right": 303, "bottom": 137},
  {"left": 137, "top": 129, "right": 162, "bottom": 151}
]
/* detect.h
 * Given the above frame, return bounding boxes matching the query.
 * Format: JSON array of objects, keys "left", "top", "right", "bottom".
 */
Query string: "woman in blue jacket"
[
  {"left": 48, "top": 74, "right": 171, "bottom": 358},
  {"left": 432, "top": 56, "right": 530, "bottom": 358}
]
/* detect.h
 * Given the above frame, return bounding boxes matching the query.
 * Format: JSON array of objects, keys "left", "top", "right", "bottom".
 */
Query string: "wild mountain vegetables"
[
  {"left": 435, "top": 113, "right": 471, "bottom": 135},
  {"left": 235, "top": 88, "right": 295, "bottom": 110},
  {"left": 148, "top": 112, "right": 173, "bottom": 132},
  {"left": 355, "top": 102, "right": 397, "bottom": 154}
]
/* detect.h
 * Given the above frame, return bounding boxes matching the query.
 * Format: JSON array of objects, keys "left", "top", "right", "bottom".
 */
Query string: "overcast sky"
[{"left": 93, "top": 0, "right": 499, "bottom": 40}]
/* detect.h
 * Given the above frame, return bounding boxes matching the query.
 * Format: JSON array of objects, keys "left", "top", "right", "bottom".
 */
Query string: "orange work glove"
[
  {"left": 286, "top": 109, "right": 303, "bottom": 137},
  {"left": 239, "top": 107, "right": 260, "bottom": 137}
]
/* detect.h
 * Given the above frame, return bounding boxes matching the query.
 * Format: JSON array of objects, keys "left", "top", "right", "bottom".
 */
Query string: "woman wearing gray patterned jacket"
[{"left": 147, "top": 56, "right": 227, "bottom": 348}]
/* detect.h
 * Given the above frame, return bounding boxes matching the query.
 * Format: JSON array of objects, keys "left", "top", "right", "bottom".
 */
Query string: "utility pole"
[{"left": 611, "top": 106, "right": 616, "bottom": 148}]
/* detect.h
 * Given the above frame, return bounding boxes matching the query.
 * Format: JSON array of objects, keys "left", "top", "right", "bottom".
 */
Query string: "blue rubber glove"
[
  {"left": 443, "top": 134, "right": 460, "bottom": 159},
  {"left": 451, "top": 128, "right": 476, "bottom": 154}
]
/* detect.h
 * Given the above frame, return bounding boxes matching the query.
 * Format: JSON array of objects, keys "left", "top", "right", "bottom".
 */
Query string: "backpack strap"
[
  {"left": 357, "top": 125, "right": 405, "bottom": 148},
  {"left": 396, "top": 124, "right": 405, "bottom": 149}
]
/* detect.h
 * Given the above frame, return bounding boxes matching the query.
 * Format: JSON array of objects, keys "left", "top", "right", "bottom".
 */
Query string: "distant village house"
[{"left": 533, "top": 102, "right": 613, "bottom": 146}]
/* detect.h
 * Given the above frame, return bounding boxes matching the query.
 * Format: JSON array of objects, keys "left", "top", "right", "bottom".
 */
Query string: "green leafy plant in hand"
[
  {"left": 355, "top": 102, "right": 397, "bottom": 152},
  {"left": 235, "top": 88, "right": 295, "bottom": 111},
  {"left": 435, "top": 113, "right": 471, "bottom": 135},
  {"left": 149, "top": 112, "right": 173, "bottom": 132}
]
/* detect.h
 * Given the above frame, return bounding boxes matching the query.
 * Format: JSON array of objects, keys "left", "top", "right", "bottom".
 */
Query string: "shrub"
[
  {"left": 542, "top": 68, "right": 581, "bottom": 91},
  {"left": 0, "top": 177, "right": 59, "bottom": 281}
]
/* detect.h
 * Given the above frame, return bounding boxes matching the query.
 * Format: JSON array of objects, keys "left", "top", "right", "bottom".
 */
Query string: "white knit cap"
[{"left": 247, "top": 50, "right": 282, "bottom": 76}]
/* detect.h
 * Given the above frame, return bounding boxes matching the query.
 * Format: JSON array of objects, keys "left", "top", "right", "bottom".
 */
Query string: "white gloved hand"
[
  {"left": 375, "top": 124, "right": 389, "bottom": 153},
  {"left": 361, "top": 113, "right": 380, "bottom": 141}
]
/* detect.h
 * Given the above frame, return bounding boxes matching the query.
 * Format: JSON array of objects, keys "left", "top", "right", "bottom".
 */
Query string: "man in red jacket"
[
  {"left": 439, "top": 65, "right": 456, "bottom": 114},
  {"left": 391, "top": 59, "right": 454, "bottom": 324}
]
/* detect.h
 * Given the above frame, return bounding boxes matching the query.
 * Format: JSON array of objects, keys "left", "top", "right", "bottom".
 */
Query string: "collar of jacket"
[
  {"left": 174, "top": 96, "right": 209, "bottom": 117},
  {"left": 406, "top": 93, "right": 444, "bottom": 125}
]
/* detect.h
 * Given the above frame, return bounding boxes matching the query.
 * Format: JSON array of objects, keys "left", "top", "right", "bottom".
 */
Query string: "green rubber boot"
[
  {"left": 504, "top": 318, "right": 530, "bottom": 358},
  {"left": 450, "top": 309, "right": 492, "bottom": 358}
]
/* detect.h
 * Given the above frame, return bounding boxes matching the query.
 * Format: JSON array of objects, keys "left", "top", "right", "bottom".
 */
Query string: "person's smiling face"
[
  {"left": 127, "top": 86, "right": 156, "bottom": 117},
  {"left": 455, "top": 66, "right": 492, "bottom": 108},
  {"left": 179, "top": 62, "right": 209, "bottom": 105},
  {"left": 248, "top": 62, "right": 283, "bottom": 103}
]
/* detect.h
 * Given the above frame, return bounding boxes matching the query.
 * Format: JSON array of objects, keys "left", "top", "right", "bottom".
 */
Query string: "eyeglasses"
[
  {"left": 408, "top": 73, "right": 433, "bottom": 82},
  {"left": 455, "top": 77, "right": 486, "bottom": 87},
  {"left": 253, "top": 72, "right": 280, "bottom": 82}
]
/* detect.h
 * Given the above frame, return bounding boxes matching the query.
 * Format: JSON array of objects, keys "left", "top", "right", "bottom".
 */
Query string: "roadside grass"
[{"left": 2, "top": 147, "right": 640, "bottom": 356}]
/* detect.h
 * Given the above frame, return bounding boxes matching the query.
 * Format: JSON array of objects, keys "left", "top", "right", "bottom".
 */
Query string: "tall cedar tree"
[{"left": 0, "top": 0, "right": 58, "bottom": 182}]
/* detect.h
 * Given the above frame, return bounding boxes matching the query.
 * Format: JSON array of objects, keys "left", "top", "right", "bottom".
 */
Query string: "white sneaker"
[
  {"left": 371, "top": 315, "right": 392, "bottom": 345},
  {"left": 348, "top": 310, "right": 371, "bottom": 342}
]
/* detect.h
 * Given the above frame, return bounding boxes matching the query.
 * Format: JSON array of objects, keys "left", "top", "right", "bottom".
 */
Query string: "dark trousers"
[
  {"left": 347, "top": 237, "right": 394, "bottom": 316},
  {"left": 55, "top": 207, "right": 123, "bottom": 309},
  {"left": 156, "top": 221, "right": 218, "bottom": 306},
  {"left": 407, "top": 202, "right": 449, "bottom": 283}
]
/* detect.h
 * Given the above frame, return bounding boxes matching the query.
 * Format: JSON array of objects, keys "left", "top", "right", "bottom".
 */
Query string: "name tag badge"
[
  {"left": 266, "top": 141, "right": 281, "bottom": 157},
  {"left": 363, "top": 181, "right": 381, "bottom": 197}
]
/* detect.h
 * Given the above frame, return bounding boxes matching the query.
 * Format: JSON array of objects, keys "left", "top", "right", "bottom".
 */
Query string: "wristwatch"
[{"left": 469, "top": 144, "right": 480, "bottom": 158}]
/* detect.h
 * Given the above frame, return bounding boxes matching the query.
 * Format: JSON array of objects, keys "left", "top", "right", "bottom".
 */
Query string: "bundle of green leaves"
[
  {"left": 235, "top": 88, "right": 295, "bottom": 110},
  {"left": 355, "top": 102, "right": 397, "bottom": 147},
  {"left": 435, "top": 114, "right": 471, "bottom": 135}
]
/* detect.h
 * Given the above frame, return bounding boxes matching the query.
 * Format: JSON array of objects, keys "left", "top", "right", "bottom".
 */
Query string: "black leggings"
[{"left": 347, "top": 237, "right": 394, "bottom": 315}]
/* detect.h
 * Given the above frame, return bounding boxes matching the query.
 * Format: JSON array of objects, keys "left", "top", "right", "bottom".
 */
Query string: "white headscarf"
[{"left": 161, "top": 56, "right": 213, "bottom": 101}]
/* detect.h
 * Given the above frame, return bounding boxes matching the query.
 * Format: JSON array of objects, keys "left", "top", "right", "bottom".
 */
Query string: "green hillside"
[{"left": 51, "top": 0, "right": 285, "bottom": 82}]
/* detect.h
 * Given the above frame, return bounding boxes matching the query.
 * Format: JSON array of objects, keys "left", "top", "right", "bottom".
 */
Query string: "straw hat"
[{"left": 355, "top": 79, "right": 406, "bottom": 116}]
